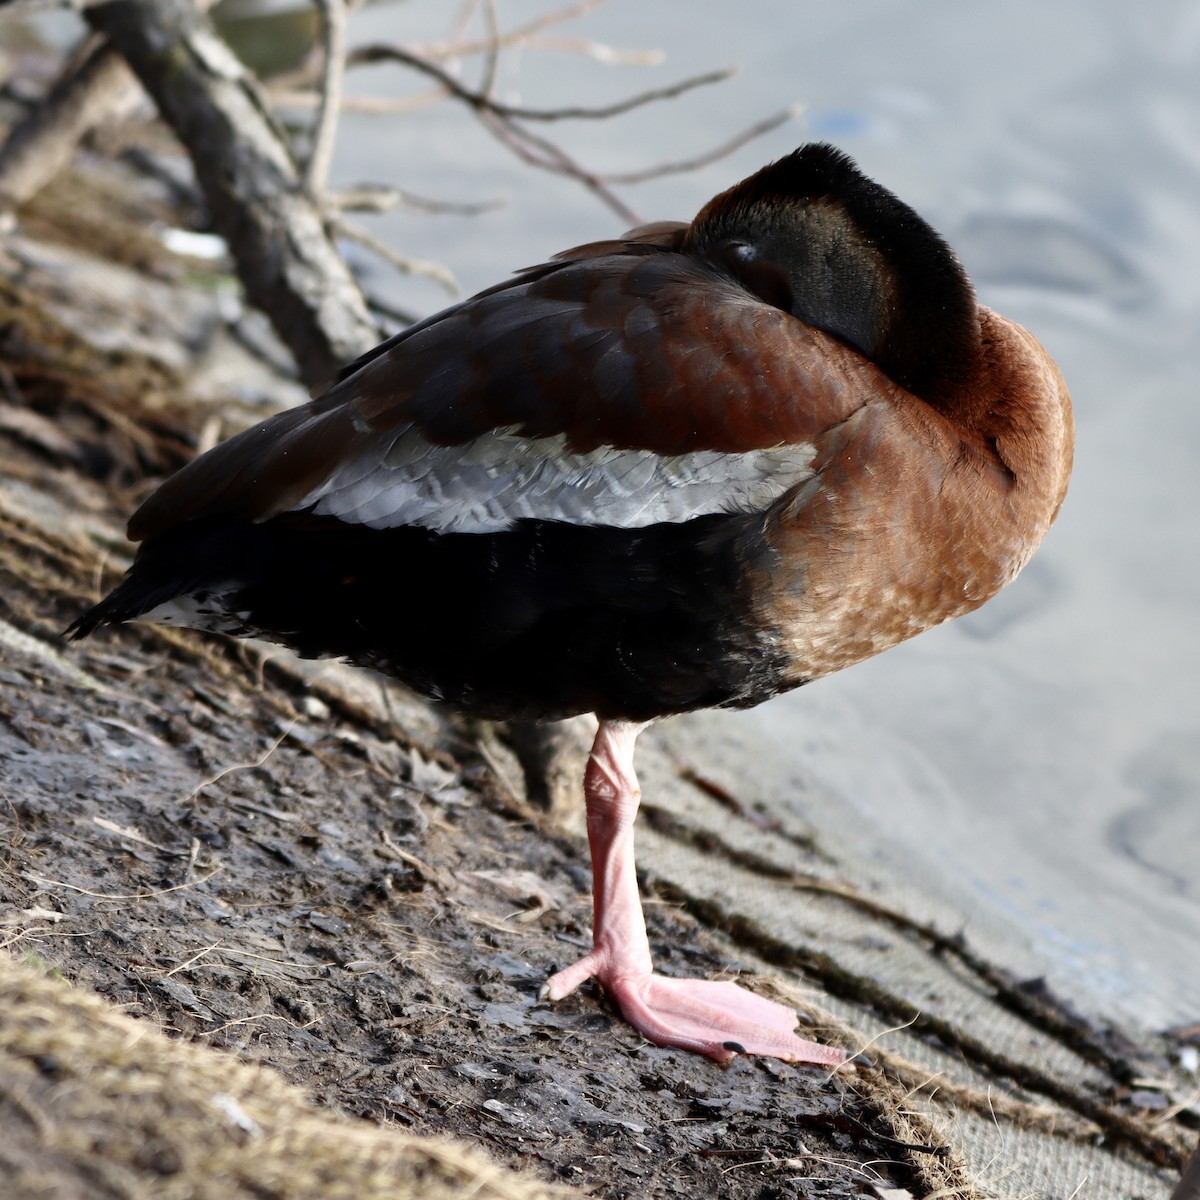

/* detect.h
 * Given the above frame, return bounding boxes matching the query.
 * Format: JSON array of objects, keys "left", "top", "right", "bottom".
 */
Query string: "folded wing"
[{"left": 129, "top": 238, "right": 888, "bottom": 543}]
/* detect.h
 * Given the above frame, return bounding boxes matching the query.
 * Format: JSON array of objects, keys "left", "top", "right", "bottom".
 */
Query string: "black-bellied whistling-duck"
[{"left": 70, "top": 144, "right": 1073, "bottom": 1068}]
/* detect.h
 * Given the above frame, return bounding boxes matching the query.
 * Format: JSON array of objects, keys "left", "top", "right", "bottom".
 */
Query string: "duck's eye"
[{"left": 718, "top": 242, "right": 795, "bottom": 313}]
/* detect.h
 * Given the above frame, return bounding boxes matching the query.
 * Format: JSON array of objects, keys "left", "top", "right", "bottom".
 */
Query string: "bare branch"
[
  {"left": 477, "top": 0, "right": 501, "bottom": 103},
  {"left": 271, "top": 87, "right": 447, "bottom": 118},
  {"left": 304, "top": 0, "right": 349, "bottom": 198},
  {"left": 330, "top": 184, "right": 505, "bottom": 216},
  {"left": 277, "top": 16, "right": 780, "bottom": 227},
  {"left": 448, "top": 0, "right": 485, "bottom": 45},
  {"left": 410, "top": 0, "right": 613, "bottom": 62},
  {"left": 86, "top": 0, "right": 378, "bottom": 384},
  {"left": 478, "top": 109, "right": 640, "bottom": 225},
  {"left": 0, "top": 36, "right": 142, "bottom": 212},
  {"left": 602, "top": 105, "right": 802, "bottom": 184},
  {"left": 349, "top": 42, "right": 734, "bottom": 124},
  {"left": 331, "top": 216, "right": 460, "bottom": 295}
]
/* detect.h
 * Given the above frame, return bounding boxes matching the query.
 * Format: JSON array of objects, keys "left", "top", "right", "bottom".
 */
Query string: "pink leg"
[{"left": 543, "top": 719, "right": 846, "bottom": 1067}]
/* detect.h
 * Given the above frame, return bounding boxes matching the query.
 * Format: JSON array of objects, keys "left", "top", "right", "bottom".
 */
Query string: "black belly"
[{"left": 86, "top": 511, "right": 796, "bottom": 722}]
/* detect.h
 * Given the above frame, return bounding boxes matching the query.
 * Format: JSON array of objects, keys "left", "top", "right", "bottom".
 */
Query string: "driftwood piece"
[
  {"left": 86, "top": 0, "right": 379, "bottom": 386},
  {"left": 0, "top": 36, "right": 142, "bottom": 213}
]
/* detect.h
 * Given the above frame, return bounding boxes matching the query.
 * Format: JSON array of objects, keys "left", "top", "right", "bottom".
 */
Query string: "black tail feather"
[
  {"left": 65, "top": 570, "right": 181, "bottom": 642},
  {"left": 64, "top": 518, "right": 247, "bottom": 642}
]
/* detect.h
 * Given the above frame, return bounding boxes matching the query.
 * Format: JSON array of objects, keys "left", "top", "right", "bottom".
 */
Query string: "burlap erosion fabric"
[{"left": 0, "top": 954, "right": 575, "bottom": 1200}]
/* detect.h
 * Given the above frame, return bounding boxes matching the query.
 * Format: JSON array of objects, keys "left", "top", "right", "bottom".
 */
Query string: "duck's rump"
[{"left": 72, "top": 508, "right": 796, "bottom": 723}]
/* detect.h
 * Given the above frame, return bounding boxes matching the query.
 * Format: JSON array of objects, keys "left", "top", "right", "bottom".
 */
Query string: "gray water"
[{"left": 329, "top": 0, "right": 1200, "bottom": 1032}]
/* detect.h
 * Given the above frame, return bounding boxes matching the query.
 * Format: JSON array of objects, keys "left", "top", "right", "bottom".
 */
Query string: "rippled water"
[{"left": 335, "top": 0, "right": 1200, "bottom": 1030}]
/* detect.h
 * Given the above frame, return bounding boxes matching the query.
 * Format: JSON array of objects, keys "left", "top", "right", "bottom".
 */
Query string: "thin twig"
[
  {"left": 199, "top": 1012, "right": 320, "bottom": 1036},
  {"left": 305, "top": 0, "right": 348, "bottom": 197},
  {"left": 20, "top": 868, "right": 222, "bottom": 901},
  {"left": 477, "top": 0, "right": 501, "bottom": 104},
  {"left": 479, "top": 108, "right": 640, "bottom": 224},
  {"left": 378, "top": 830, "right": 454, "bottom": 891},
  {"left": 161, "top": 943, "right": 224, "bottom": 977},
  {"left": 448, "top": 0, "right": 484, "bottom": 46},
  {"left": 336, "top": 38, "right": 781, "bottom": 224},
  {"left": 411, "top": 0, "right": 610, "bottom": 61},
  {"left": 268, "top": 8, "right": 779, "bottom": 228},
  {"left": 272, "top": 87, "right": 446, "bottom": 117},
  {"left": 331, "top": 215, "right": 460, "bottom": 294},
  {"left": 330, "top": 183, "right": 505, "bottom": 216},
  {"left": 603, "top": 106, "right": 802, "bottom": 184},
  {"left": 349, "top": 43, "right": 733, "bottom": 123},
  {"left": 178, "top": 720, "right": 297, "bottom": 805}
]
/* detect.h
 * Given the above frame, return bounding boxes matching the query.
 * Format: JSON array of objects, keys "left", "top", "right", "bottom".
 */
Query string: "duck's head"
[{"left": 685, "top": 143, "right": 981, "bottom": 409}]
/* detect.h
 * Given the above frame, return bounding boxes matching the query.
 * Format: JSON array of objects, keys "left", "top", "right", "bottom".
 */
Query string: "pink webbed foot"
[
  {"left": 545, "top": 956, "right": 847, "bottom": 1066},
  {"left": 544, "top": 719, "right": 846, "bottom": 1067}
]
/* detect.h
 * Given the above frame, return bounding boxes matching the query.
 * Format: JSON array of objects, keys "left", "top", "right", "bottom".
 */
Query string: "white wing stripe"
[{"left": 300, "top": 427, "right": 816, "bottom": 533}]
